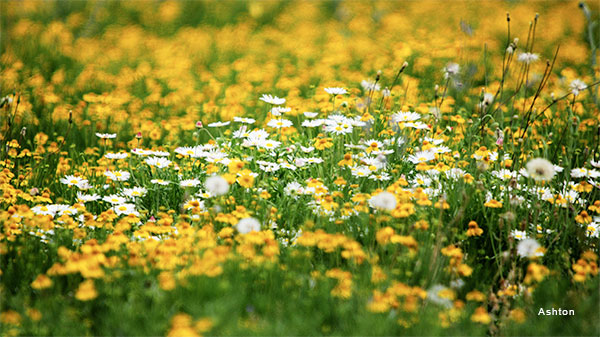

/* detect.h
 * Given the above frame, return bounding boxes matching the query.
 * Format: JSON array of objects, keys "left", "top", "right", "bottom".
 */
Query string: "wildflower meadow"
[{"left": 1, "top": 1, "right": 600, "bottom": 336}]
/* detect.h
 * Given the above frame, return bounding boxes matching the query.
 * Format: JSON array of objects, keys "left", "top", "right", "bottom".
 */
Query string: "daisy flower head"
[
  {"left": 303, "top": 112, "right": 318, "bottom": 118},
  {"left": 103, "top": 194, "right": 127, "bottom": 205},
  {"left": 175, "top": 146, "right": 204, "bottom": 157},
  {"left": 271, "top": 107, "right": 291, "bottom": 117},
  {"left": 300, "top": 146, "right": 315, "bottom": 153},
  {"left": 430, "top": 145, "right": 451, "bottom": 154},
  {"left": 408, "top": 150, "right": 436, "bottom": 164},
  {"left": 368, "top": 172, "right": 391, "bottom": 181},
  {"left": 492, "top": 169, "right": 517, "bottom": 180},
  {"left": 266, "top": 118, "right": 293, "bottom": 129},
  {"left": 60, "top": 175, "right": 88, "bottom": 188},
  {"left": 249, "top": 129, "right": 269, "bottom": 140},
  {"left": 260, "top": 94, "right": 285, "bottom": 105},
  {"left": 351, "top": 165, "right": 372, "bottom": 178},
  {"left": 151, "top": 179, "right": 170, "bottom": 186},
  {"left": 305, "top": 157, "right": 323, "bottom": 164},
  {"left": 585, "top": 221, "right": 600, "bottom": 238},
  {"left": 145, "top": 156, "right": 172, "bottom": 168},
  {"left": 324, "top": 120, "right": 353, "bottom": 135},
  {"left": 104, "top": 152, "right": 129, "bottom": 160},
  {"left": 31, "top": 205, "right": 56, "bottom": 216},
  {"left": 324, "top": 87, "right": 348, "bottom": 95},
  {"left": 104, "top": 170, "right": 131, "bottom": 182},
  {"left": 404, "top": 121, "right": 430, "bottom": 130},
  {"left": 284, "top": 181, "right": 304, "bottom": 196},
  {"left": 205, "top": 175, "right": 230, "bottom": 196},
  {"left": 123, "top": 187, "right": 147, "bottom": 198},
  {"left": 302, "top": 119, "right": 325, "bottom": 128},
  {"left": 233, "top": 117, "right": 256, "bottom": 124},
  {"left": 151, "top": 150, "right": 170, "bottom": 157},
  {"left": 391, "top": 111, "right": 421, "bottom": 123},
  {"left": 207, "top": 121, "right": 230, "bottom": 127},
  {"left": 236, "top": 217, "right": 261, "bottom": 234},
  {"left": 571, "top": 168, "right": 600, "bottom": 179},
  {"left": 511, "top": 229, "right": 528, "bottom": 240},
  {"left": 258, "top": 138, "right": 281, "bottom": 150},
  {"left": 363, "top": 139, "right": 384, "bottom": 151},
  {"left": 77, "top": 192, "right": 100, "bottom": 203},
  {"left": 131, "top": 148, "right": 152, "bottom": 156},
  {"left": 95, "top": 133, "right": 117, "bottom": 139},
  {"left": 526, "top": 158, "right": 555, "bottom": 182},
  {"left": 112, "top": 203, "right": 139, "bottom": 217},
  {"left": 179, "top": 179, "right": 201, "bottom": 188}
]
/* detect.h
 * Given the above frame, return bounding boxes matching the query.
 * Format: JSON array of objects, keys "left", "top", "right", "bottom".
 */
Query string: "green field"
[{"left": 1, "top": 1, "right": 599, "bottom": 335}]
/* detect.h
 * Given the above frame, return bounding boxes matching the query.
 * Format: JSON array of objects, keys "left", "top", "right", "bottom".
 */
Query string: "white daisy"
[
  {"left": 586, "top": 222, "right": 600, "bottom": 238},
  {"left": 271, "top": 107, "right": 291, "bottom": 116},
  {"left": 180, "top": 179, "right": 201, "bottom": 188},
  {"left": 145, "top": 156, "right": 172, "bottom": 168},
  {"left": 350, "top": 165, "right": 371, "bottom": 178},
  {"left": 113, "top": 203, "right": 139, "bottom": 216},
  {"left": 123, "top": 187, "right": 147, "bottom": 198},
  {"left": 104, "top": 170, "right": 131, "bottom": 182},
  {"left": 233, "top": 117, "right": 256, "bottom": 124},
  {"left": 259, "top": 94, "right": 285, "bottom": 105},
  {"left": 492, "top": 169, "right": 517, "bottom": 180},
  {"left": 31, "top": 205, "right": 56, "bottom": 216},
  {"left": 151, "top": 179, "right": 170, "bottom": 186},
  {"left": 104, "top": 152, "right": 129, "bottom": 160},
  {"left": 60, "top": 175, "right": 87, "bottom": 187},
  {"left": 258, "top": 139, "right": 281, "bottom": 150},
  {"left": 302, "top": 119, "right": 325, "bottom": 128},
  {"left": 207, "top": 121, "right": 230, "bottom": 127},
  {"left": 131, "top": 148, "right": 152, "bottom": 156},
  {"left": 324, "top": 87, "right": 348, "bottom": 95},
  {"left": 300, "top": 146, "right": 315, "bottom": 153},
  {"left": 95, "top": 133, "right": 117, "bottom": 139},
  {"left": 267, "top": 118, "right": 293, "bottom": 128},
  {"left": 404, "top": 121, "right": 430, "bottom": 129},
  {"left": 511, "top": 230, "right": 528, "bottom": 240},
  {"left": 408, "top": 150, "right": 436, "bottom": 164},
  {"left": 77, "top": 192, "right": 100, "bottom": 203},
  {"left": 103, "top": 194, "right": 127, "bottom": 205},
  {"left": 151, "top": 150, "right": 170, "bottom": 157}
]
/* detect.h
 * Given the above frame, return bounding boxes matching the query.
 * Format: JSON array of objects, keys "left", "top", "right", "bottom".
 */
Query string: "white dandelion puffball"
[
  {"left": 517, "top": 238, "right": 544, "bottom": 258},
  {"left": 205, "top": 175, "right": 230, "bottom": 196},
  {"left": 526, "top": 158, "right": 555, "bottom": 182},
  {"left": 368, "top": 191, "right": 397, "bottom": 210},
  {"left": 236, "top": 217, "right": 261, "bottom": 234}
]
